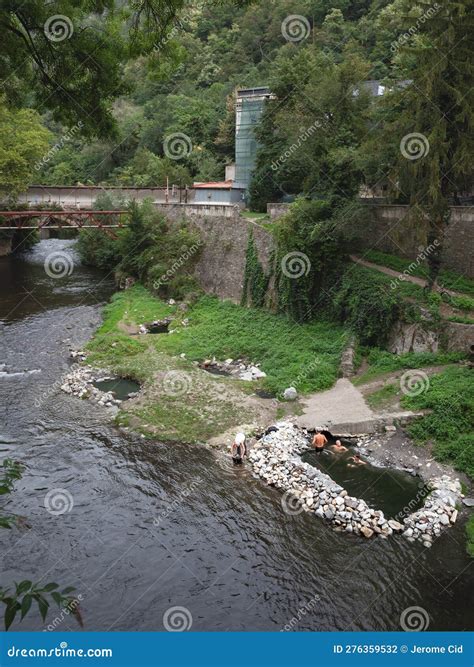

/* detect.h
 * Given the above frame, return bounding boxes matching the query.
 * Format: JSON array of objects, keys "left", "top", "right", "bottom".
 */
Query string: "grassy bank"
[
  {"left": 86, "top": 285, "right": 349, "bottom": 442},
  {"left": 400, "top": 366, "right": 474, "bottom": 478}
]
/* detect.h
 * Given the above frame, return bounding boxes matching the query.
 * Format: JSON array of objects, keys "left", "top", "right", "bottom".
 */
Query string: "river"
[{"left": 0, "top": 240, "right": 472, "bottom": 632}]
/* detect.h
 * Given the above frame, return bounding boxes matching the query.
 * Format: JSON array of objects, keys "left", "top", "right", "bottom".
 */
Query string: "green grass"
[
  {"left": 153, "top": 295, "right": 348, "bottom": 395},
  {"left": 401, "top": 366, "right": 474, "bottom": 478},
  {"left": 363, "top": 250, "right": 474, "bottom": 296},
  {"left": 366, "top": 382, "right": 400, "bottom": 409},
  {"left": 241, "top": 211, "right": 270, "bottom": 221},
  {"left": 466, "top": 515, "right": 474, "bottom": 558},
  {"left": 354, "top": 349, "right": 465, "bottom": 385}
]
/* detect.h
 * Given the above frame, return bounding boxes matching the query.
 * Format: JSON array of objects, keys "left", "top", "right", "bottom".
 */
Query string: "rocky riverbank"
[
  {"left": 60, "top": 363, "right": 125, "bottom": 413},
  {"left": 248, "top": 421, "right": 462, "bottom": 545}
]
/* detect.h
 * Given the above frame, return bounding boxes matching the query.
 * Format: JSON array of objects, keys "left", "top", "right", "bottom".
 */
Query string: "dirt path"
[{"left": 349, "top": 254, "right": 467, "bottom": 298}]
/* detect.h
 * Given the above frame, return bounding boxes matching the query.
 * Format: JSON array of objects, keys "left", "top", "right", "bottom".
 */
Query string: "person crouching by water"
[
  {"left": 312, "top": 431, "right": 328, "bottom": 453},
  {"left": 331, "top": 439, "right": 348, "bottom": 454},
  {"left": 231, "top": 432, "right": 246, "bottom": 465}
]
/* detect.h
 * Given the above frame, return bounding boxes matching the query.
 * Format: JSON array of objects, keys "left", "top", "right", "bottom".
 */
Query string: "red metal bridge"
[{"left": 0, "top": 210, "right": 128, "bottom": 238}]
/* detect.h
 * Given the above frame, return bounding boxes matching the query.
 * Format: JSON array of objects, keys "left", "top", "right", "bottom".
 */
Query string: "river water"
[{"left": 0, "top": 240, "right": 472, "bottom": 632}]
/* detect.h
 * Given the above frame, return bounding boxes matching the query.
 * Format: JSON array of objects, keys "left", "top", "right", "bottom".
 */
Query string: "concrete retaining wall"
[{"left": 267, "top": 202, "right": 474, "bottom": 278}]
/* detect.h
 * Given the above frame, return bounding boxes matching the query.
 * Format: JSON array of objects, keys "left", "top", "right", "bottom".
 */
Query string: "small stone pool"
[
  {"left": 93, "top": 378, "right": 141, "bottom": 401},
  {"left": 302, "top": 447, "right": 428, "bottom": 519}
]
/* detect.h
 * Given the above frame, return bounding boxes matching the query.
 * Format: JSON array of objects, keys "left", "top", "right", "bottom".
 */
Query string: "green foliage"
[
  {"left": 77, "top": 201, "right": 202, "bottom": 300},
  {"left": 273, "top": 198, "right": 351, "bottom": 322},
  {"left": 0, "top": 582, "right": 81, "bottom": 631},
  {"left": 0, "top": 1, "right": 187, "bottom": 135},
  {"left": 331, "top": 266, "right": 401, "bottom": 346},
  {"left": 363, "top": 250, "right": 474, "bottom": 297},
  {"left": 402, "top": 367, "right": 474, "bottom": 478},
  {"left": 156, "top": 294, "right": 348, "bottom": 395},
  {"left": 241, "top": 229, "right": 271, "bottom": 308},
  {"left": 354, "top": 349, "right": 465, "bottom": 384},
  {"left": 92, "top": 287, "right": 348, "bottom": 396},
  {"left": 0, "top": 99, "right": 51, "bottom": 199}
]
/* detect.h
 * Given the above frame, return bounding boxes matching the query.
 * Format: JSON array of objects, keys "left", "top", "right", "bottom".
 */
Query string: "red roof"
[{"left": 193, "top": 180, "right": 234, "bottom": 189}]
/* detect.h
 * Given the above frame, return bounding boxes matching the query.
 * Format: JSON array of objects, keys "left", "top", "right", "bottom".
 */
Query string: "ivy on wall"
[{"left": 241, "top": 227, "right": 272, "bottom": 308}]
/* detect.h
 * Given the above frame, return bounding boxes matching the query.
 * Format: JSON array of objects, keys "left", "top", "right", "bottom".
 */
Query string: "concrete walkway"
[{"left": 296, "top": 378, "right": 375, "bottom": 432}]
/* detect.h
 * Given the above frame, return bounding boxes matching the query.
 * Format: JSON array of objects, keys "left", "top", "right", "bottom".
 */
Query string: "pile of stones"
[
  {"left": 201, "top": 358, "right": 267, "bottom": 381},
  {"left": 401, "top": 475, "right": 461, "bottom": 548},
  {"left": 60, "top": 366, "right": 121, "bottom": 409},
  {"left": 248, "top": 421, "right": 461, "bottom": 545}
]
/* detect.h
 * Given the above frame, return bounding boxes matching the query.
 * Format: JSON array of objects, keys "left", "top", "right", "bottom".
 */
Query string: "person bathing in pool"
[
  {"left": 348, "top": 453, "right": 367, "bottom": 467},
  {"left": 331, "top": 439, "right": 348, "bottom": 453},
  {"left": 312, "top": 431, "right": 327, "bottom": 452}
]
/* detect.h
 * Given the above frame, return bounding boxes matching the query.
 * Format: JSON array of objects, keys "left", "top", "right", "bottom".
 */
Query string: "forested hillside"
[{"left": 29, "top": 0, "right": 423, "bottom": 188}]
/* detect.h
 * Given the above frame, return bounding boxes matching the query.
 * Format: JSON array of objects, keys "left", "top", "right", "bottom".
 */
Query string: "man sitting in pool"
[
  {"left": 312, "top": 431, "right": 328, "bottom": 452},
  {"left": 330, "top": 439, "right": 348, "bottom": 453},
  {"left": 347, "top": 453, "right": 367, "bottom": 467}
]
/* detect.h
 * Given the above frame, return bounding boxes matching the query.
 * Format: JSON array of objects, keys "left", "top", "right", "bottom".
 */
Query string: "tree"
[
  {"left": 371, "top": 0, "right": 474, "bottom": 285},
  {"left": 0, "top": 98, "right": 51, "bottom": 199},
  {"left": 0, "top": 0, "right": 187, "bottom": 136}
]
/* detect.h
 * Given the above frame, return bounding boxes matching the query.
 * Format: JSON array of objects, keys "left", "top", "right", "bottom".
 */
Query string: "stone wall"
[
  {"left": 158, "top": 204, "right": 275, "bottom": 302},
  {"left": 267, "top": 202, "right": 474, "bottom": 278},
  {"left": 360, "top": 205, "right": 474, "bottom": 278}
]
